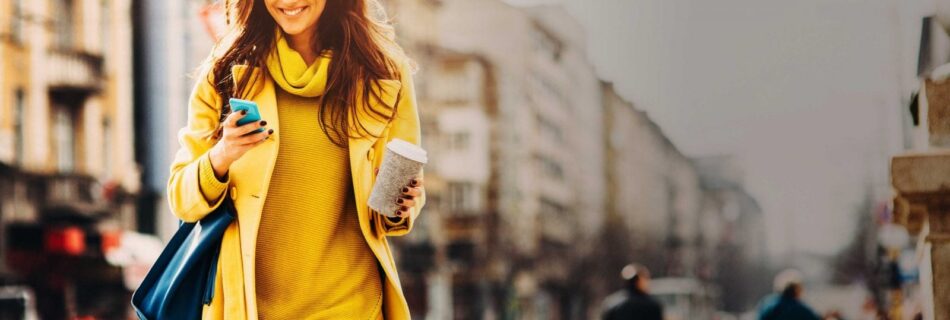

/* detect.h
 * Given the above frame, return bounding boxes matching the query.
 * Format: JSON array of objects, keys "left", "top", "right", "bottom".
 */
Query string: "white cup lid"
[{"left": 386, "top": 139, "right": 428, "bottom": 163}]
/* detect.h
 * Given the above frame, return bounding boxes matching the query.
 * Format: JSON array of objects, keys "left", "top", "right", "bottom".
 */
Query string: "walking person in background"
[
  {"left": 756, "top": 269, "right": 821, "bottom": 320},
  {"left": 166, "top": 0, "right": 425, "bottom": 318},
  {"left": 601, "top": 263, "right": 664, "bottom": 320}
]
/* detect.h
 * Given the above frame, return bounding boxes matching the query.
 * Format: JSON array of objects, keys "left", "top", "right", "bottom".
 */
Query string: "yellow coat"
[{"left": 166, "top": 62, "right": 425, "bottom": 320}]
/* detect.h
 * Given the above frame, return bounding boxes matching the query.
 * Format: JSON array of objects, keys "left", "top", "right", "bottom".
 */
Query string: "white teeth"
[{"left": 281, "top": 7, "right": 304, "bottom": 16}]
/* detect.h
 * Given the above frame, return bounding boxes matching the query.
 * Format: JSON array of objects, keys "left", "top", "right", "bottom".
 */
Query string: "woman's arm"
[
  {"left": 377, "top": 61, "right": 426, "bottom": 237},
  {"left": 166, "top": 70, "right": 232, "bottom": 222}
]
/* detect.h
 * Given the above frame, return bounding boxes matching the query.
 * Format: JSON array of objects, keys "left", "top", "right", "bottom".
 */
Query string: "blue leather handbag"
[{"left": 131, "top": 198, "right": 236, "bottom": 320}]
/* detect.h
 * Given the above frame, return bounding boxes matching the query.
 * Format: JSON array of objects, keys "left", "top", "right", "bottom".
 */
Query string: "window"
[
  {"left": 441, "top": 61, "right": 469, "bottom": 104},
  {"left": 11, "top": 0, "right": 24, "bottom": 43},
  {"left": 53, "top": 0, "right": 75, "bottom": 48},
  {"left": 447, "top": 241, "right": 476, "bottom": 263},
  {"left": 533, "top": 26, "right": 562, "bottom": 61},
  {"left": 536, "top": 113, "right": 563, "bottom": 143},
  {"left": 528, "top": 70, "right": 566, "bottom": 108},
  {"left": 447, "top": 182, "right": 481, "bottom": 214},
  {"left": 539, "top": 197, "right": 566, "bottom": 216},
  {"left": 100, "top": 0, "right": 111, "bottom": 56},
  {"left": 446, "top": 131, "right": 470, "bottom": 151},
  {"left": 536, "top": 155, "right": 564, "bottom": 181},
  {"left": 53, "top": 105, "right": 76, "bottom": 172},
  {"left": 102, "top": 118, "right": 112, "bottom": 177},
  {"left": 14, "top": 89, "right": 25, "bottom": 165}
]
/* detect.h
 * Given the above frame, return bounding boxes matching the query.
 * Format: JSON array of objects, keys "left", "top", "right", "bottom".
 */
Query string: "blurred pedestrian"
[
  {"left": 756, "top": 269, "right": 821, "bottom": 320},
  {"left": 601, "top": 263, "right": 664, "bottom": 320}
]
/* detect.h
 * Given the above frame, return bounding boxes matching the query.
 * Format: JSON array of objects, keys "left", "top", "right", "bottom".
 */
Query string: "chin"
[{"left": 279, "top": 24, "right": 308, "bottom": 35}]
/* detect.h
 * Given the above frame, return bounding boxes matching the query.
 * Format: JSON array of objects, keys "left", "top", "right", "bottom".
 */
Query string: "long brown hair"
[{"left": 207, "top": 0, "right": 410, "bottom": 146}]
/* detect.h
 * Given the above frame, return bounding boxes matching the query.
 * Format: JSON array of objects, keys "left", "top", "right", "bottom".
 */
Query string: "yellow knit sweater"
[{"left": 252, "top": 87, "right": 383, "bottom": 319}]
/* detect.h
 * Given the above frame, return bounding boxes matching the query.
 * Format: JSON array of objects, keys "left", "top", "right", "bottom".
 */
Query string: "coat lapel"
[
  {"left": 228, "top": 65, "right": 280, "bottom": 318},
  {"left": 348, "top": 79, "right": 401, "bottom": 243}
]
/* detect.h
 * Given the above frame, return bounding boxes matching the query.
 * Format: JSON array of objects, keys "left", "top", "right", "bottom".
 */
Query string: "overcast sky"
[{"left": 506, "top": 0, "right": 911, "bottom": 260}]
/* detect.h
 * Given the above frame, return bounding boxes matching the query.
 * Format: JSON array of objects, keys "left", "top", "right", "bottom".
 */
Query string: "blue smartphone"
[{"left": 229, "top": 98, "right": 264, "bottom": 133}]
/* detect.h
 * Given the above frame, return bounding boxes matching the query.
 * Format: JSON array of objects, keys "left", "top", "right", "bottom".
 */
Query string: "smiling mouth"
[{"left": 280, "top": 6, "right": 307, "bottom": 17}]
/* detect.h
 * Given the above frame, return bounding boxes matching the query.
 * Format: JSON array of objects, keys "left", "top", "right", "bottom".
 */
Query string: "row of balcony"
[
  {"left": 45, "top": 48, "right": 104, "bottom": 92},
  {"left": 1, "top": 163, "right": 117, "bottom": 220}
]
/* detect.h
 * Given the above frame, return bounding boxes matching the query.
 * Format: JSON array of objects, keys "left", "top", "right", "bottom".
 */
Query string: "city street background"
[{"left": 0, "top": 0, "right": 944, "bottom": 319}]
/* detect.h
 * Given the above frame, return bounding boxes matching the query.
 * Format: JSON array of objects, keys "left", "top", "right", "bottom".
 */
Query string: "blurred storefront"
[{"left": 0, "top": 0, "right": 142, "bottom": 318}]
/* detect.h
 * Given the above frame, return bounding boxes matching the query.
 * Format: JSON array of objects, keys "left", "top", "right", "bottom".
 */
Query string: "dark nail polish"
[
  {"left": 268, "top": 129, "right": 274, "bottom": 134},
  {"left": 397, "top": 199, "right": 404, "bottom": 204},
  {"left": 402, "top": 187, "right": 409, "bottom": 193},
  {"left": 260, "top": 120, "right": 267, "bottom": 126},
  {"left": 400, "top": 206, "right": 409, "bottom": 211},
  {"left": 241, "top": 110, "right": 247, "bottom": 115},
  {"left": 410, "top": 179, "right": 418, "bottom": 186}
]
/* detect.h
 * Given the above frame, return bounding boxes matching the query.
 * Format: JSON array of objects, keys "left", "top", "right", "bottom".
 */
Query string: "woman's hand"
[
  {"left": 209, "top": 110, "right": 272, "bottom": 179},
  {"left": 394, "top": 177, "right": 424, "bottom": 218},
  {"left": 374, "top": 169, "right": 424, "bottom": 218}
]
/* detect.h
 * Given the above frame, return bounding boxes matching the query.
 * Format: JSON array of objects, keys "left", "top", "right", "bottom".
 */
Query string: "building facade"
[
  {"left": 0, "top": 0, "right": 139, "bottom": 318},
  {"left": 133, "top": 0, "right": 219, "bottom": 240},
  {"left": 601, "top": 82, "right": 770, "bottom": 316},
  {"left": 435, "top": 1, "right": 611, "bottom": 318},
  {"left": 693, "top": 156, "right": 770, "bottom": 312}
]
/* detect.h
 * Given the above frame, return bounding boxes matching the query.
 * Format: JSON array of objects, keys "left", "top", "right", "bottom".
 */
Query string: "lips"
[{"left": 279, "top": 6, "right": 307, "bottom": 17}]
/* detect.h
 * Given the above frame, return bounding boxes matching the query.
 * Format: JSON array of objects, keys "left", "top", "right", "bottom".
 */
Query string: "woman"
[{"left": 166, "top": 0, "right": 425, "bottom": 318}]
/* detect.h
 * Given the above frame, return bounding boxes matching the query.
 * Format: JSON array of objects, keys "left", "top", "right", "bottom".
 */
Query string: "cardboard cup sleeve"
[{"left": 368, "top": 139, "right": 428, "bottom": 218}]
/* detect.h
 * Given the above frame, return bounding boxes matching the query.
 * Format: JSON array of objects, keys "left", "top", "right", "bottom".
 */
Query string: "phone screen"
[{"left": 229, "top": 98, "right": 263, "bottom": 132}]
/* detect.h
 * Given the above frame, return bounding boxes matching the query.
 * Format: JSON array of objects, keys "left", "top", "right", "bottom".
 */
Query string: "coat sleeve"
[
  {"left": 377, "top": 60, "right": 426, "bottom": 237},
  {"left": 166, "top": 68, "right": 231, "bottom": 223}
]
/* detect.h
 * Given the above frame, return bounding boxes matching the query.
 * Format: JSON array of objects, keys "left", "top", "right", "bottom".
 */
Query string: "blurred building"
[
  {"left": 413, "top": 48, "right": 496, "bottom": 320},
  {"left": 434, "top": 1, "right": 609, "bottom": 318},
  {"left": 132, "top": 0, "right": 218, "bottom": 240},
  {"left": 0, "top": 0, "right": 139, "bottom": 318},
  {"left": 525, "top": 5, "right": 608, "bottom": 308},
  {"left": 601, "top": 82, "right": 703, "bottom": 314},
  {"left": 692, "top": 156, "right": 769, "bottom": 313},
  {"left": 601, "top": 81, "right": 703, "bottom": 277},
  {"left": 600, "top": 83, "right": 769, "bottom": 316}
]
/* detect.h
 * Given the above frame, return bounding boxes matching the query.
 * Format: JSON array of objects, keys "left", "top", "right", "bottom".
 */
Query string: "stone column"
[
  {"left": 891, "top": 76, "right": 950, "bottom": 320},
  {"left": 892, "top": 152, "right": 950, "bottom": 320}
]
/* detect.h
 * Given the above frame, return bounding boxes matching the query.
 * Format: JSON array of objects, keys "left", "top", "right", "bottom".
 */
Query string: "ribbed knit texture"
[
  {"left": 254, "top": 87, "right": 383, "bottom": 320},
  {"left": 199, "top": 152, "right": 229, "bottom": 204}
]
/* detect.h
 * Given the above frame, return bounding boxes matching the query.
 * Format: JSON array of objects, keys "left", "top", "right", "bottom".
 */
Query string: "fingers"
[
  {"left": 396, "top": 197, "right": 415, "bottom": 207},
  {"left": 225, "top": 109, "right": 246, "bottom": 128},
  {"left": 393, "top": 206, "right": 409, "bottom": 217},
  {"left": 235, "top": 120, "right": 267, "bottom": 136},
  {"left": 236, "top": 129, "right": 272, "bottom": 145},
  {"left": 394, "top": 184, "right": 421, "bottom": 218},
  {"left": 401, "top": 186, "right": 422, "bottom": 197}
]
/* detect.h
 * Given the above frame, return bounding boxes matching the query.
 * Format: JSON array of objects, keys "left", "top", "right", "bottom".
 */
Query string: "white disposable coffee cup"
[{"left": 368, "top": 139, "right": 428, "bottom": 217}]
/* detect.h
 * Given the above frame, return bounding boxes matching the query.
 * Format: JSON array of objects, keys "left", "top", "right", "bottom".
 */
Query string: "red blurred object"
[
  {"left": 100, "top": 229, "right": 122, "bottom": 254},
  {"left": 44, "top": 227, "right": 86, "bottom": 255}
]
